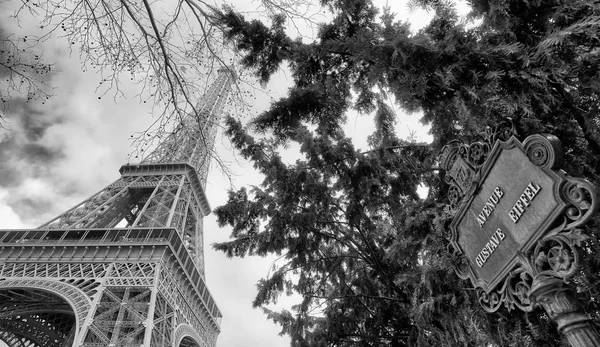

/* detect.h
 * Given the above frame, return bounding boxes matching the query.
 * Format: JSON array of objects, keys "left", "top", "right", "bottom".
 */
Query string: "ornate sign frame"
[{"left": 441, "top": 120, "right": 599, "bottom": 313}]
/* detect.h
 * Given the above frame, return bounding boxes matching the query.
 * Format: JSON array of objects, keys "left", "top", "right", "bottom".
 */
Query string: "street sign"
[
  {"left": 449, "top": 135, "right": 566, "bottom": 291},
  {"left": 441, "top": 121, "right": 598, "bottom": 315}
]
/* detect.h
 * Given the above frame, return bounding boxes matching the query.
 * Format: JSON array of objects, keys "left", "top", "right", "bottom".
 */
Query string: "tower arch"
[
  {"left": 179, "top": 336, "right": 202, "bottom": 347},
  {"left": 174, "top": 324, "right": 204, "bottom": 347},
  {"left": 0, "top": 279, "right": 89, "bottom": 347}
]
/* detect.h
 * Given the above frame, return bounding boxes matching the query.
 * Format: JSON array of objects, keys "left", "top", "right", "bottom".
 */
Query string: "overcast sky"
[{"left": 0, "top": 0, "right": 461, "bottom": 345}]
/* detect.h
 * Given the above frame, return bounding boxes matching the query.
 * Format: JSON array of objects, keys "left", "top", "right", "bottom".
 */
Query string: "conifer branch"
[
  {"left": 308, "top": 293, "right": 408, "bottom": 303},
  {"left": 552, "top": 81, "right": 600, "bottom": 155}
]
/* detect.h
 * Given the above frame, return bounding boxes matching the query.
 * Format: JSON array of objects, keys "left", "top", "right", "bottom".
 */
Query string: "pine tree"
[{"left": 214, "top": 0, "right": 600, "bottom": 345}]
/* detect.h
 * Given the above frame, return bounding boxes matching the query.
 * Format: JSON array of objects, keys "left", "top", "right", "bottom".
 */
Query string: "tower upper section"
[
  {"left": 141, "top": 68, "right": 235, "bottom": 186},
  {"left": 38, "top": 68, "right": 236, "bottom": 273}
]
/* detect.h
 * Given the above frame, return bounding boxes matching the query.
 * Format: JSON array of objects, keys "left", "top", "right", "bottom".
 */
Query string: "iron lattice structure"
[{"left": 0, "top": 69, "right": 234, "bottom": 347}]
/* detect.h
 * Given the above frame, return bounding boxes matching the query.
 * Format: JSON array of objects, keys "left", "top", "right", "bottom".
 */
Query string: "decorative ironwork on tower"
[{"left": 0, "top": 68, "right": 234, "bottom": 346}]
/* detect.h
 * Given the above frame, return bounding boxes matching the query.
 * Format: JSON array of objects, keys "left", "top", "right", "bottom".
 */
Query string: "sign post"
[{"left": 441, "top": 120, "right": 600, "bottom": 346}]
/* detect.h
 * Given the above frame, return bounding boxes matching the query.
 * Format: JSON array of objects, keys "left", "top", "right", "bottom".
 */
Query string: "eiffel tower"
[{"left": 0, "top": 68, "right": 234, "bottom": 346}]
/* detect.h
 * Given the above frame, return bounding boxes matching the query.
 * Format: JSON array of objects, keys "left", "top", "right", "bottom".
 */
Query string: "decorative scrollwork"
[
  {"left": 478, "top": 267, "right": 535, "bottom": 313},
  {"left": 487, "top": 117, "right": 519, "bottom": 143},
  {"left": 448, "top": 244, "right": 470, "bottom": 280},
  {"left": 526, "top": 142, "right": 550, "bottom": 166},
  {"left": 440, "top": 118, "right": 518, "bottom": 211},
  {"left": 503, "top": 269, "right": 535, "bottom": 312},
  {"left": 535, "top": 232, "right": 587, "bottom": 279},
  {"left": 440, "top": 140, "right": 462, "bottom": 185},
  {"left": 447, "top": 185, "right": 462, "bottom": 211},
  {"left": 468, "top": 142, "right": 489, "bottom": 166},
  {"left": 560, "top": 177, "right": 599, "bottom": 230},
  {"left": 477, "top": 287, "right": 504, "bottom": 313},
  {"left": 477, "top": 229, "right": 588, "bottom": 313},
  {"left": 522, "top": 134, "right": 564, "bottom": 169}
]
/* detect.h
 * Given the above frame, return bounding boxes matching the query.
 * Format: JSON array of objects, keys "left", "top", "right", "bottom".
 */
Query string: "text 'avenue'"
[{"left": 477, "top": 187, "right": 505, "bottom": 228}]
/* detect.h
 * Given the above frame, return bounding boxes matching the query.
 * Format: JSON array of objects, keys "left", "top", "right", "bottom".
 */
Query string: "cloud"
[
  {"left": 0, "top": 189, "right": 28, "bottom": 228},
  {"left": 0, "top": 6, "right": 67, "bottom": 195},
  {"left": 0, "top": 95, "right": 65, "bottom": 203},
  {"left": 0, "top": 83, "right": 78, "bottom": 224},
  {"left": 16, "top": 102, "right": 63, "bottom": 141},
  {"left": 0, "top": 6, "right": 157, "bottom": 224}
]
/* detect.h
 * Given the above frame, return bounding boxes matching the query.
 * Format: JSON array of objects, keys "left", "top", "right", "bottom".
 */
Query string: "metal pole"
[{"left": 530, "top": 276, "right": 600, "bottom": 347}]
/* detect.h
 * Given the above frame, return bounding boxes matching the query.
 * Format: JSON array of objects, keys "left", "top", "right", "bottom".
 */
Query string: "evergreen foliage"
[{"left": 214, "top": 0, "right": 600, "bottom": 345}]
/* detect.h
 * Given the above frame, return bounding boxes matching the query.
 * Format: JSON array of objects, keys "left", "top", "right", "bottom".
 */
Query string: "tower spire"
[
  {"left": 0, "top": 68, "right": 233, "bottom": 346},
  {"left": 142, "top": 68, "right": 235, "bottom": 185}
]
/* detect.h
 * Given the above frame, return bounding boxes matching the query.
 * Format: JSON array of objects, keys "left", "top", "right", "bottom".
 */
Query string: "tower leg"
[
  {"left": 143, "top": 263, "right": 162, "bottom": 346},
  {"left": 530, "top": 276, "right": 600, "bottom": 347}
]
